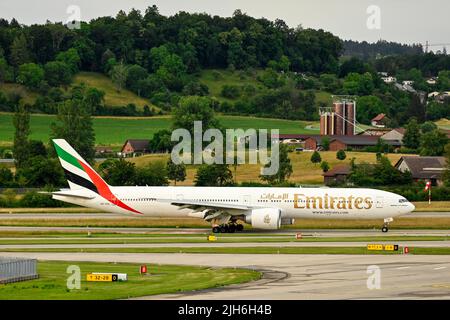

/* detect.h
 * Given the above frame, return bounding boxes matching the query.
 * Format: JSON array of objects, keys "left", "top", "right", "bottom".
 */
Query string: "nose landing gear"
[{"left": 381, "top": 217, "right": 393, "bottom": 233}]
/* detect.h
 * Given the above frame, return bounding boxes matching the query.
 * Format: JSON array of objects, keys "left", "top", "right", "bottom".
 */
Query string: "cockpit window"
[{"left": 399, "top": 199, "right": 409, "bottom": 203}]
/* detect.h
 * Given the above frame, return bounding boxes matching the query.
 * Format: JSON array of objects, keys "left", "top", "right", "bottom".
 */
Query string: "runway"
[{"left": 1, "top": 252, "right": 449, "bottom": 299}]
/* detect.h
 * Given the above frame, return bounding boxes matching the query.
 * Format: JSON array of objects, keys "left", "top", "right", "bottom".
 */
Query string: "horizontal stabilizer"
[{"left": 48, "top": 191, "right": 95, "bottom": 200}]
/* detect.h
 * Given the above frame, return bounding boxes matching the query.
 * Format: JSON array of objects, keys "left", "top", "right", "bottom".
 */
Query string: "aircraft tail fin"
[
  {"left": 52, "top": 139, "right": 142, "bottom": 214},
  {"left": 52, "top": 139, "right": 108, "bottom": 193}
]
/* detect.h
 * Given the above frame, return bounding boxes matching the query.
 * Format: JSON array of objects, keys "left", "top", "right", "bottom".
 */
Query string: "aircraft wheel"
[
  {"left": 236, "top": 224, "right": 244, "bottom": 232},
  {"left": 228, "top": 224, "right": 236, "bottom": 233},
  {"left": 220, "top": 225, "right": 228, "bottom": 233},
  {"left": 381, "top": 226, "right": 389, "bottom": 233},
  {"left": 212, "top": 226, "right": 220, "bottom": 233}
]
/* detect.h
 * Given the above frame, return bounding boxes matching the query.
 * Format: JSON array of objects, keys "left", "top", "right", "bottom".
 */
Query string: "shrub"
[
  {"left": 19, "top": 192, "right": 66, "bottom": 207},
  {"left": 221, "top": 85, "right": 241, "bottom": 99}
]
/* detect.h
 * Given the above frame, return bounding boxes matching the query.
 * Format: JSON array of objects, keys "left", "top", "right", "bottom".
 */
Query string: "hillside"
[
  {"left": 73, "top": 72, "right": 157, "bottom": 110},
  {"left": 129, "top": 151, "right": 407, "bottom": 185},
  {"left": 0, "top": 83, "right": 39, "bottom": 105},
  {"left": 0, "top": 113, "right": 319, "bottom": 147},
  {"left": 197, "top": 69, "right": 333, "bottom": 109},
  {"left": 0, "top": 72, "right": 157, "bottom": 111}
]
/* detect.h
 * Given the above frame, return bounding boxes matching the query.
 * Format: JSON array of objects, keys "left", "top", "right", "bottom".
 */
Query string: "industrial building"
[{"left": 320, "top": 97, "right": 356, "bottom": 136}]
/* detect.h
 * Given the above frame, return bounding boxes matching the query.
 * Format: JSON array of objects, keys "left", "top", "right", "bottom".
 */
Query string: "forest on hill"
[{"left": 0, "top": 6, "right": 449, "bottom": 125}]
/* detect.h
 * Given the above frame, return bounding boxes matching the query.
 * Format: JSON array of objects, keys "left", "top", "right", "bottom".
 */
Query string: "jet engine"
[{"left": 245, "top": 208, "right": 281, "bottom": 230}]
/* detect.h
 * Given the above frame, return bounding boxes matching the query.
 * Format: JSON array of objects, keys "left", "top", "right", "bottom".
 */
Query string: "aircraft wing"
[{"left": 157, "top": 198, "right": 253, "bottom": 221}]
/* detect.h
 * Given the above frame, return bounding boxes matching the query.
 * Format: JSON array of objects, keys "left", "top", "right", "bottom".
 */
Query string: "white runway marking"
[
  {"left": 433, "top": 267, "right": 447, "bottom": 270},
  {"left": 395, "top": 266, "right": 411, "bottom": 270}
]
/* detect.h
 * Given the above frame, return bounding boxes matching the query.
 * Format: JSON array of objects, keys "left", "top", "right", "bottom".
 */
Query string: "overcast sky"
[{"left": 1, "top": 0, "right": 449, "bottom": 48}]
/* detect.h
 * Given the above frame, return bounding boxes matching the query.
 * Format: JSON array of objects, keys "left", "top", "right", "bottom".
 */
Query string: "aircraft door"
[
  {"left": 376, "top": 196, "right": 383, "bottom": 208},
  {"left": 176, "top": 194, "right": 184, "bottom": 201},
  {"left": 242, "top": 195, "right": 251, "bottom": 205}
]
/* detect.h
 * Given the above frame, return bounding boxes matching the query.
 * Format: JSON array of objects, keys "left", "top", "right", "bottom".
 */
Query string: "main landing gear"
[
  {"left": 212, "top": 223, "right": 244, "bottom": 233},
  {"left": 381, "top": 217, "right": 393, "bottom": 233}
]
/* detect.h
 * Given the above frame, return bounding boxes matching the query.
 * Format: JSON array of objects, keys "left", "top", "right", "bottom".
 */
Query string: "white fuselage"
[{"left": 53, "top": 186, "right": 415, "bottom": 220}]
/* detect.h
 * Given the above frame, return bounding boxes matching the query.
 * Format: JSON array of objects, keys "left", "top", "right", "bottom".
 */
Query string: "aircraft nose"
[{"left": 408, "top": 202, "right": 415, "bottom": 212}]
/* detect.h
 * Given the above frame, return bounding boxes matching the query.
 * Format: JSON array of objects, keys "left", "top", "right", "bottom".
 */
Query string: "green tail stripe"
[{"left": 53, "top": 142, "right": 84, "bottom": 171}]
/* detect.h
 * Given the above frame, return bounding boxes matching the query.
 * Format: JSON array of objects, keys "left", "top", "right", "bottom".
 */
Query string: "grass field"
[
  {"left": 436, "top": 118, "right": 450, "bottom": 130},
  {"left": 0, "top": 113, "right": 318, "bottom": 147},
  {"left": 0, "top": 235, "right": 447, "bottom": 245},
  {"left": 1, "top": 246, "right": 449, "bottom": 255},
  {"left": 0, "top": 261, "right": 260, "bottom": 300},
  {"left": 1, "top": 216, "right": 450, "bottom": 229},
  {"left": 130, "top": 150, "right": 407, "bottom": 185}
]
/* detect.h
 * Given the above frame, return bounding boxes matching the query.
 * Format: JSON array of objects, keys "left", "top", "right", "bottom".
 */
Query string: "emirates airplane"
[{"left": 51, "top": 139, "right": 415, "bottom": 233}]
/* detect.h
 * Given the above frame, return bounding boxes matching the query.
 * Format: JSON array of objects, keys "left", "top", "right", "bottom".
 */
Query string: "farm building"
[
  {"left": 323, "top": 164, "right": 351, "bottom": 186},
  {"left": 394, "top": 156, "right": 447, "bottom": 186},
  {"left": 120, "top": 139, "right": 150, "bottom": 156}
]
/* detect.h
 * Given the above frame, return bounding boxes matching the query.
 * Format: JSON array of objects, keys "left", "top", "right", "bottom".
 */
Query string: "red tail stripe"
[{"left": 78, "top": 160, "right": 142, "bottom": 214}]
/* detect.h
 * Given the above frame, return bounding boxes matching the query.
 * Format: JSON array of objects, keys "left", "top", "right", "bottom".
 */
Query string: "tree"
[
  {"left": 221, "top": 85, "right": 241, "bottom": 99},
  {"left": 167, "top": 160, "right": 186, "bottom": 185},
  {"left": 343, "top": 72, "right": 374, "bottom": 96},
  {"left": 0, "top": 57, "right": 14, "bottom": 83},
  {"left": 443, "top": 143, "right": 450, "bottom": 186},
  {"left": 9, "top": 34, "right": 31, "bottom": 67},
  {"left": 150, "top": 129, "right": 173, "bottom": 153},
  {"left": 419, "top": 130, "right": 449, "bottom": 156},
  {"left": 420, "top": 121, "right": 438, "bottom": 134},
  {"left": 13, "top": 105, "right": 30, "bottom": 169},
  {"left": 16, "top": 156, "right": 64, "bottom": 187},
  {"left": 51, "top": 100, "right": 95, "bottom": 163},
  {"left": 260, "top": 144, "right": 293, "bottom": 184},
  {"left": 319, "top": 73, "right": 340, "bottom": 92},
  {"left": 321, "top": 137, "right": 330, "bottom": 151},
  {"left": 310, "top": 151, "right": 322, "bottom": 164},
  {"left": 172, "top": 96, "right": 220, "bottom": 134},
  {"left": 110, "top": 63, "right": 128, "bottom": 92},
  {"left": 403, "top": 118, "right": 421, "bottom": 149},
  {"left": 320, "top": 161, "right": 330, "bottom": 172},
  {"left": 194, "top": 164, "right": 234, "bottom": 186},
  {"left": 219, "top": 27, "right": 246, "bottom": 69},
  {"left": 349, "top": 155, "right": 412, "bottom": 186},
  {"left": 17, "top": 63, "right": 44, "bottom": 89},
  {"left": 98, "top": 159, "right": 136, "bottom": 186},
  {"left": 155, "top": 53, "right": 187, "bottom": 91},
  {"left": 339, "top": 57, "right": 367, "bottom": 77},
  {"left": 134, "top": 161, "right": 169, "bottom": 186},
  {"left": 182, "top": 81, "right": 209, "bottom": 96},
  {"left": 336, "top": 149, "right": 347, "bottom": 161},
  {"left": 406, "top": 94, "right": 426, "bottom": 122},
  {"left": 0, "top": 166, "right": 14, "bottom": 187},
  {"left": 437, "top": 70, "right": 450, "bottom": 92},
  {"left": 44, "top": 61, "right": 72, "bottom": 86},
  {"left": 56, "top": 48, "right": 80, "bottom": 74},
  {"left": 356, "top": 96, "right": 387, "bottom": 124},
  {"left": 28, "top": 140, "right": 47, "bottom": 158},
  {"left": 126, "top": 64, "right": 148, "bottom": 94},
  {"left": 83, "top": 87, "right": 105, "bottom": 114},
  {"left": 258, "top": 68, "right": 285, "bottom": 89}
]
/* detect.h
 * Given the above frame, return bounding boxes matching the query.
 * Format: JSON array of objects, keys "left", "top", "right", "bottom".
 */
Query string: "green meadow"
[{"left": 0, "top": 113, "right": 318, "bottom": 147}]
